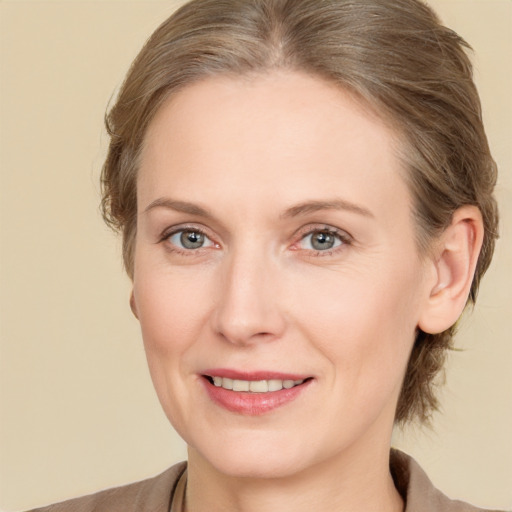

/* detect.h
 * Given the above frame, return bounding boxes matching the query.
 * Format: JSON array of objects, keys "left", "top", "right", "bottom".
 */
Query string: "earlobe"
[
  {"left": 418, "top": 206, "right": 484, "bottom": 334},
  {"left": 130, "top": 290, "right": 139, "bottom": 319}
]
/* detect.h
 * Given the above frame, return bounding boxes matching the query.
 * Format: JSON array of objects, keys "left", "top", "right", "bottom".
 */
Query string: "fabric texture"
[
  {"left": 28, "top": 451, "right": 503, "bottom": 512},
  {"left": 28, "top": 463, "right": 186, "bottom": 512}
]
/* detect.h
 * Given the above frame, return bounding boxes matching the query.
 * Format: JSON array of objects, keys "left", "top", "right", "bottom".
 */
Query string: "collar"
[{"left": 169, "top": 450, "right": 492, "bottom": 512}]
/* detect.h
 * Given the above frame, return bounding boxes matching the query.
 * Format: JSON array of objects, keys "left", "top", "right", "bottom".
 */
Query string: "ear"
[
  {"left": 130, "top": 290, "right": 139, "bottom": 320},
  {"left": 418, "top": 206, "right": 484, "bottom": 334}
]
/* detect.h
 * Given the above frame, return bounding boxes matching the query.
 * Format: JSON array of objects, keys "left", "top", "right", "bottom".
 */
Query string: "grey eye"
[
  {"left": 181, "top": 231, "right": 204, "bottom": 249},
  {"left": 300, "top": 230, "right": 343, "bottom": 251},
  {"left": 169, "top": 230, "right": 213, "bottom": 250}
]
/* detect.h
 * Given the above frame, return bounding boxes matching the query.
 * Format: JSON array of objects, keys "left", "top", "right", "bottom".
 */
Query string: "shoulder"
[
  {"left": 391, "top": 450, "right": 506, "bottom": 512},
  {"left": 27, "top": 462, "right": 186, "bottom": 512}
]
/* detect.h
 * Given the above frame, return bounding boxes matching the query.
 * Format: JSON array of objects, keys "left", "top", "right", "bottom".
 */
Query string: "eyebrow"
[
  {"left": 143, "top": 198, "right": 212, "bottom": 217},
  {"left": 281, "top": 199, "right": 374, "bottom": 219},
  {"left": 143, "top": 197, "right": 374, "bottom": 220}
]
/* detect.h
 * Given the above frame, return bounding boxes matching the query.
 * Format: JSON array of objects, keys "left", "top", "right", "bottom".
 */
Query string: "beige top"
[{"left": 29, "top": 450, "right": 504, "bottom": 512}]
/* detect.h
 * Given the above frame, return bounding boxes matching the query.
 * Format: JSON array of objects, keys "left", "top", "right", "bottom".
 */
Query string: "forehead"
[{"left": 139, "top": 70, "right": 411, "bottom": 222}]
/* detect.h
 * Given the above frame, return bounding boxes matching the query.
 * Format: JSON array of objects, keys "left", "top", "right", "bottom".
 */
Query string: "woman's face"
[{"left": 133, "top": 71, "right": 433, "bottom": 478}]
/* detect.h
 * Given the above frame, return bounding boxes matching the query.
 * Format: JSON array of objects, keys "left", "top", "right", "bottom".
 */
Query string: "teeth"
[
  {"left": 249, "top": 380, "right": 268, "bottom": 393},
  {"left": 211, "top": 377, "right": 305, "bottom": 393},
  {"left": 232, "top": 379, "right": 250, "bottom": 392},
  {"left": 268, "top": 379, "right": 283, "bottom": 392}
]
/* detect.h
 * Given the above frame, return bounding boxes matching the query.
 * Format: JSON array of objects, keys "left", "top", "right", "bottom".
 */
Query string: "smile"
[
  {"left": 201, "top": 371, "right": 313, "bottom": 415},
  {"left": 209, "top": 376, "right": 306, "bottom": 393}
]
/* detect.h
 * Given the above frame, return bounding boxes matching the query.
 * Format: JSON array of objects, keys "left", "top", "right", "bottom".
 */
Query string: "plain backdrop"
[{"left": 0, "top": 1, "right": 511, "bottom": 510}]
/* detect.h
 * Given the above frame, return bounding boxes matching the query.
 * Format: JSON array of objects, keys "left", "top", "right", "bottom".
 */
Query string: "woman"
[{"left": 29, "top": 0, "right": 502, "bottom": 510}]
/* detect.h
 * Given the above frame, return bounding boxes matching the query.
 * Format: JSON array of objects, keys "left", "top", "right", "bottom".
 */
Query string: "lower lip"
[{"left": 201, "top": 378, "right": 312, "bottom": 415}]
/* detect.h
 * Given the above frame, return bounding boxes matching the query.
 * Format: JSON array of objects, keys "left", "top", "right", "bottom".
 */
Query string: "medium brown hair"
[{"left": 101, "top": 0, "right": 498, "bottom": 424}]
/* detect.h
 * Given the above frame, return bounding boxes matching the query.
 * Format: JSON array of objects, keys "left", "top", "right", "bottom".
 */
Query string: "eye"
[
  {"left": 299, "top": 229, "right": 345, "bottom": 251},
  {"left": 167, "top": 229, "right": 215, "bottom": 250}
]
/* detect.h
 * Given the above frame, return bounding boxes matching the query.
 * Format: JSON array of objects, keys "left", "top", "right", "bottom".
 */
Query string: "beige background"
[{"left": 0, "top": 0, "right": 510, "bottom": 510}]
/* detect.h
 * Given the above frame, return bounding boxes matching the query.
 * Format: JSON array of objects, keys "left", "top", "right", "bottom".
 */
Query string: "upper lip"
[{"left": 202, "top": 368, "right": 311, "bottom": 381}]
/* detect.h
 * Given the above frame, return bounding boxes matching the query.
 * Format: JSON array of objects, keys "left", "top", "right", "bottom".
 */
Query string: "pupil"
[
  {"left": 181, "top": 231, "right": 204, "bottom": 249},
  {"left": 312, "top": 232, "right": 334, "bottom": 250}
]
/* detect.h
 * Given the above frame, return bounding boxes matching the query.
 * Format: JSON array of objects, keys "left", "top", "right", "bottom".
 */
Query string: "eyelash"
[
  {"left": 159, "top": 225, "right": 217, "bottom": 256},
  {"left": 293, "top": 225, "right": 352, "bottom": 257},
  {"left": 158, "top": 224, "right": 352, "bottom": 257}
]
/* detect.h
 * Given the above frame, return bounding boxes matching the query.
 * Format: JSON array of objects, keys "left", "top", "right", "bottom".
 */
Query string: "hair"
[{"left": 101, "top": 0, "right": 498, "bottom": 424}]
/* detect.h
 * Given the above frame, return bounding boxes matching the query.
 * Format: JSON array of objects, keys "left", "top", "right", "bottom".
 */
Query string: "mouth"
[
  {"left": 200, "top": 370, "right": 313, "bottom": 415},
  {"left": 204, "top": 375, "right": 309, "bottom": 393}
]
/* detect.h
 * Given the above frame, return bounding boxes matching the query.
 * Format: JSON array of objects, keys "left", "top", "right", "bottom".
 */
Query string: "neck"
[{"left": 184, "top": 443, "right": 404, "bottom": 512}]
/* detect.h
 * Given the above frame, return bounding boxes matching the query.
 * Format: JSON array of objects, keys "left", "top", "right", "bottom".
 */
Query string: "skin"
[{"left": 131, "top": 71, "right": 482, "bottom": 512}]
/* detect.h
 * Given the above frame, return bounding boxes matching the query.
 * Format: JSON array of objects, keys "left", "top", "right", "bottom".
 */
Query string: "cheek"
[
  {"left": 132, "top": 258, "right": 213, "bottom": 393},
  {"left": 134, "top": 262, "right": 213, "bottom": 354},
  {"left": 290, "top": 261, "right": 421, "bottom": 384},
  {"left": 132, "top": 261, "right": 217, "bottom": 431}
]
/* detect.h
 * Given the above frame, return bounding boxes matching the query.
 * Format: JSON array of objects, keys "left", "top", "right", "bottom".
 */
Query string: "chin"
[
  {"left": 188, "top": 430, "right": 314, "bottom": 480},
  {"left": 208, "top": 452, "right": 307, "bottom": 480}
]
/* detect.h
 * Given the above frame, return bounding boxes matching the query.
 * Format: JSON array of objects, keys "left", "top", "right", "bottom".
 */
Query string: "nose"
[{"left": 211, "top": 248, "right": 286, "bottom": 346}]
